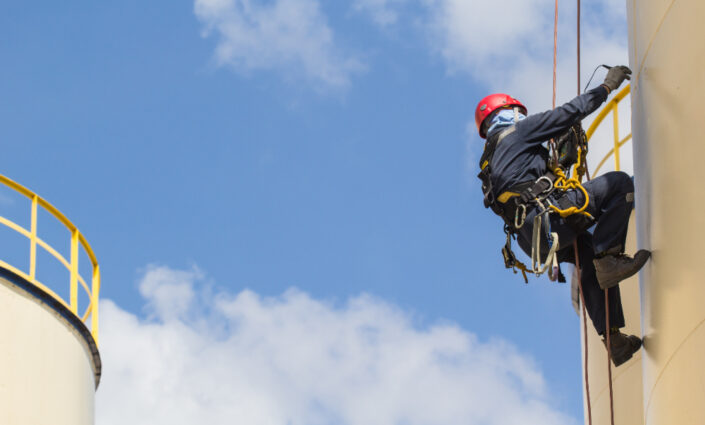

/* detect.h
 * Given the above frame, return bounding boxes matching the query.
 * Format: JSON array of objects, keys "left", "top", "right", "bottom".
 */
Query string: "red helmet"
[{"left": 475, "top": 93, "right": 527, "bottom": 138}]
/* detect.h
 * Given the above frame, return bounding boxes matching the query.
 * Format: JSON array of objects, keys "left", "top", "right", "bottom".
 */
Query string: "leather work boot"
[
  {"left": 593, "top": 249, "right": 651, "bottom": 289},
  {"left": 603, "top": 332, "right": 642, "bottom": 367}
]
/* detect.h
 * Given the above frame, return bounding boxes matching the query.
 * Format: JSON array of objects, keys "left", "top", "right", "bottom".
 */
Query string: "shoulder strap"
[
  {"left": 479, "top": 125, "right": 516, "bottom": 170},
  {"left": 477, "top": 125, "right": 517, "bottom": 217}
]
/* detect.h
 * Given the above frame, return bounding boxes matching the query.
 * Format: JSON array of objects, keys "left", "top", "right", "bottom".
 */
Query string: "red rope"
[
  {"left": 605, "top": 289, "right": 615, "bottom": 425},
  {"left": 552, "top": 0, "right": 558, "bottom": 109},
  {"left": 562, "top": 1, "right": 597, "bottom": 423},
  {"left": 577, "top": 0, "right": 581, "bottom": 95},
  {"left": 574, "top": 243, "right": 592, "bottom": 425}
]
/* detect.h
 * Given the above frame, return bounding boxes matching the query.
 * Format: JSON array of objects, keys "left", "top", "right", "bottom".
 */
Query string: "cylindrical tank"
[
  {"left": 628, "top": 0, "right": 705, "bottom": 423},
  {"left": 0, "top": 269, "right": 101, "bottom": 425},
  {"left": 578, "top": 213, "right": 643, "bottom": 425}
]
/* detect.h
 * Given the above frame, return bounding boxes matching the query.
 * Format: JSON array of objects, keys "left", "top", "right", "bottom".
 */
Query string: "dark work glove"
[{"left": 603, "top": 65, "right": 632, "bottom": 92}]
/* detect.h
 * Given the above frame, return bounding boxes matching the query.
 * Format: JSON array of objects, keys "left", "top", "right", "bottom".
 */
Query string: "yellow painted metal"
[
  {"left": 585, "top": 84, "right": 631, "bottom": 176},
  {"left": 580, "top": 76, "right": 642, "bottom": 425},
  {"left": 0, "top": 174, "right": 100, "bottom": 344},
  {"left": 91, "top": 265, "right": 100, "bottom": 346},
  {"left": 78, "top": 275, "right": 91, "bottom": 302},
  {"left": 0, "top": 259, "right": 71, "bottom": 311},
  {"left": 0, "top": 215, "right": 74, "bottom": 274},
  {"left": 612, "top": 102, "right": 621, "bottom": 171},
  {"left": 30, "top": 196, "right": 37, "bottom": 280},
  {"left": 36, "top": 237, "right": 72, "bottom": 270},
  {"left": 592, "top": 135, "right": 632, "bottom": 177},
  {"left": 81, "top": 303, "right": 92, "bottom": 322},
  {"left": 0, "top": 216, "right": 32, "bottom": 239},
  {"left": 585, "top": 85, "right": 631, "bottom": 139},
  {"left": 70, "top": 230, "right": 79, "bottom": 314},
  {"left": 579, "top": 2, "right": 705, "bottom": 424}
]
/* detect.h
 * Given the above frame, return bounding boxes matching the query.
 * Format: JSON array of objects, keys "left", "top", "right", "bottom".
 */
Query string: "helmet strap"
[{"left": 514, "top": 107, "right": 519, "bottom": 122}]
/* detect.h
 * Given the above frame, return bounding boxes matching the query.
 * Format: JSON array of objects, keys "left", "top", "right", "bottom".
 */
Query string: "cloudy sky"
[{"left": 0, "top": 1, "right": 632, "bottom": 423}]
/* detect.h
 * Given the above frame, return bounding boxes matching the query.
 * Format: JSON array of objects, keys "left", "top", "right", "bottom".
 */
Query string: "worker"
[{"left": 475, "top": 65, "right": 650, "bottom": 366}]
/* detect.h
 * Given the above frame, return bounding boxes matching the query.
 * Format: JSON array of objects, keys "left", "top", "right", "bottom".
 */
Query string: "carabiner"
[
  {"left": 535, "top": 175, "right": 555, "bottom": 196},
  {"left": 514, "top": 203, "right": 527, "bottom": 229}
]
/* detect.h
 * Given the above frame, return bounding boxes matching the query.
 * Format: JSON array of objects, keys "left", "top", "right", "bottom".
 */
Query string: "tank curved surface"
[
  {"left": 578, "top": 213, "right": 643, "bottom": 425},
  {"left": 628, "top": 0, "right": 705, "bottom": 423},
  {"left": 0, "top": 267, "right": 100, "bottom": 425}
]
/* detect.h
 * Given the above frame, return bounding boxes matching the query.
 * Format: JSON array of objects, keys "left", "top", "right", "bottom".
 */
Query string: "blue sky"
[{"left": 0, "top": 1, "right": 631, "bottom": 423}]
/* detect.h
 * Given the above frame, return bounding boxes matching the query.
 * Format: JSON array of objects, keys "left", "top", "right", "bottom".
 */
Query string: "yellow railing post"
[
  {"left": 29, "top": 195, "right": 38, "bottom": 280},
  {"left": 0, "top": 174, "right": 101, "bottom": 344},
  {"left": 91, "top": 265, "right": 100, "bottom": 346},
  {"left": 70, "top": 229, "right": 79, "bottom": 314},
  {"left": 587, "top": 85, "right": 632, "bottom": 176},
  {"left": 613, "top": 100, "right": 621, "bottom": 171}
]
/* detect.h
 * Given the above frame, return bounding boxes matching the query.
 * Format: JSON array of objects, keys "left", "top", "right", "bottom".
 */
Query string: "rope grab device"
[{"left": 479, "top": 120, "right": 593, "bottom": 284}]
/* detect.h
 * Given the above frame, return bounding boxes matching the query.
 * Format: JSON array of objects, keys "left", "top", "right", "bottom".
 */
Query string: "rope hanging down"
[
  {"left": 570, "top": 1, "right": 593, "bottom": 423},
  {"left": 572, "top": 1, "right": 594, "bottom": 425},
  {"left": 553, "top": 0, "right": 558, "bottom": 109},
  {"left": 556, "top": 2, "right": 614, "bottom": 424},
  {"left": 501, "top": 0, "right": 592, "bottom": 282},
  {"left": 506, "top": 14, "right": 619, "bottom": 424}
]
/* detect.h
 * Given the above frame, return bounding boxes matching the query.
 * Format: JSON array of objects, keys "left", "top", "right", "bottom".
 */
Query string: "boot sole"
[
  {"left": 608, "top": 336, "right": 643, "bottom": 367},
  {"left": 612, "top": 351, "right": 634, "bottom": 367},
  {"left": 597, "top": 251, "right": 651, "bottom": 289}
]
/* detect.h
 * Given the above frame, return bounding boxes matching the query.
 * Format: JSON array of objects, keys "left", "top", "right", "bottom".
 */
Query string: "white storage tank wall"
[
  {"left": 579, "top": 213, "right": 643, "bottom": 425},
  {"left": 0, "top": 272, "right": 99, "bottom": 425},
  {"left": 628, "top": 0, "right": 705, "bottom": 423}
]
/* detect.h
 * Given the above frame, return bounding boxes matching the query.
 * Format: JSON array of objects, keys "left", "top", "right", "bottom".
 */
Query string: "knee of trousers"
[{"left": 607, "top": 170, "right": 635, "bottom": 193}]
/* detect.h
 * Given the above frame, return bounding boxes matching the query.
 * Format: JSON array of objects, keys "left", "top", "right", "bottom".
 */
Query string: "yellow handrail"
[
  {"left": 0, "top": 174, "right": 100, "bottom": 345},
  {"left": 586, "top": 84, "right": 631, "bottom": 175}
]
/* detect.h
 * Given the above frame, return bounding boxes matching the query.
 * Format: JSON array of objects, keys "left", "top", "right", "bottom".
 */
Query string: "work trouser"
[{"left": 517, "top": 171, "right": 635, "bottom": 335}]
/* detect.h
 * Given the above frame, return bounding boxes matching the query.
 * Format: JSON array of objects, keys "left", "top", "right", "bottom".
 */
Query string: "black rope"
[{"left": 584, "top": 64, "right": 612, "bottom": 93}]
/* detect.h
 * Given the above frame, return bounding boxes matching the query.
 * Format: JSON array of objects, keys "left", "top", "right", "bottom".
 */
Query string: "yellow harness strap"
[{"left": 497, "top": 191, "right": 520, "bottom": 204}]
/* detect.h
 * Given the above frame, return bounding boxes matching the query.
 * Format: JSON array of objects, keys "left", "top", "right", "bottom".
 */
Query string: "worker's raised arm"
[
  {"left": 517, "top": 86, "right": 608, "bottom": 144},
  {"left": 518, "top": 65, "right": 631, "bottom": 144}
]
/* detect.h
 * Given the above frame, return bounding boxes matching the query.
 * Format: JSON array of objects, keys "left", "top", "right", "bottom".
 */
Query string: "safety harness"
[{"left": 478, "top": 118, "right": 593, "bottom": 283}]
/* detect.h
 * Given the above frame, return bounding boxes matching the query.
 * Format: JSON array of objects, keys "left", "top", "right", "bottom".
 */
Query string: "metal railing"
[
  {"left": 0, "top": 174, "right": 100, "bottom": 345},
  {"left": 586, "top": 84, "right": 632, "bottom": 174}
]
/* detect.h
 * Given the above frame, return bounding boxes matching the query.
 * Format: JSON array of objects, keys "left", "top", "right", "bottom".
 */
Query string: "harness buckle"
[
  {"left": 514, "top": 203, "right": 527, "bottom": 229},
  {"left": 534, "top": 175, "right": 555, "bottom": 196}
]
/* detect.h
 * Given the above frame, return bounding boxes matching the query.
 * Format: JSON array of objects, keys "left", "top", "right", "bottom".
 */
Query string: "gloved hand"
[{"left": 603, "top": 65, "right": 632, "bottom": 92}]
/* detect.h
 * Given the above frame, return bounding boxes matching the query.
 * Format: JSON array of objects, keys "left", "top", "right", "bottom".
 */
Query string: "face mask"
[{"left": 487, "top": 108, "right": 526, "bottom": 135}]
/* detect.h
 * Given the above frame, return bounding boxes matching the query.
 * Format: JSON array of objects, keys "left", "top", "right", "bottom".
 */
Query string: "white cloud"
[
  {"left": 137, "top": 265, "right": 202, "bottom": 321},
  {"left": 194, "top": 0, "right": 363, "bottom": 89},
  {"left": 349, "top": 0, "right": 632, "bottom": 168},
  {"left": 423, "top": 0, "right": 554, "bottom": 81},
  {"left": 97, "top": 265, "right": 578, "bottom": 425},
  {"left": 418, "top": 0, "right": 627, "bottom": 106},
  {"left": 415, "top": 0, "right": 631, "bottom": 175}
]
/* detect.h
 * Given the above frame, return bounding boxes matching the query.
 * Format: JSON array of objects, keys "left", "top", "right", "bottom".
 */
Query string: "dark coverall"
[{"left": 486, "top": 86, "right": 634, "bottom": 335}]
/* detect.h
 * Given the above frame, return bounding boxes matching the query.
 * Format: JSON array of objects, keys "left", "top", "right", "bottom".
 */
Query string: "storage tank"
[
  {"left": 0, "top": 175, "right": 101, "bottom": 425},
  {"left": 629, "top": 0, "right": 705, "bottom": 423},
  {"left": 578, "top": 1, "right": 705, "bottom": 423}
]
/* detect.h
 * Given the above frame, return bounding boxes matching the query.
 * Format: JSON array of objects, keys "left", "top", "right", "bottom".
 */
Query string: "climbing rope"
[
  {"left": 517, "top": 0, "right": 593, "bottom": 279},
  {"left": 550, "top": 1, "right": 619, "bottom": 424},
  {"left": 572, "top": 7, "right": 593, "bottom": 424},
  {"left": 574, "top": 241, "right": 592, "bottom": 425},
  {"left": 568, "top": 1, "right": 615, "bottom": 423},
  {"left": 552, "top": 0, "right": 558, "bottom": 110},
  {"left": 577, "top": 0, "right": 581, "bottom": 97},
  {"left": 573, "top": 2, "right": 594, "bottom": 424},
  {"left": 605, "top": 289, "right": 615, "bottom": 424}
]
